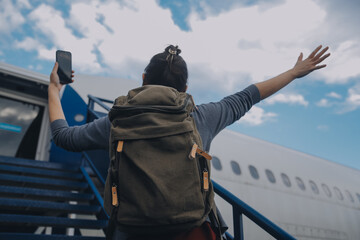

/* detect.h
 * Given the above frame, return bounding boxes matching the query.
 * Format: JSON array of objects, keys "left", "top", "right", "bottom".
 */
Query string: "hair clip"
[{"left": 168, "top": 48, "right": 177, "bottom": 55}]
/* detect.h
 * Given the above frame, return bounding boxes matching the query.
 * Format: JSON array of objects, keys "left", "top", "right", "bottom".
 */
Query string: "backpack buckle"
[
  {"left": 117, "top": 141, "right": 124, "bottom": 152},
  {"left": 189, "top": 143, "right": 212, "bottom": 160}
]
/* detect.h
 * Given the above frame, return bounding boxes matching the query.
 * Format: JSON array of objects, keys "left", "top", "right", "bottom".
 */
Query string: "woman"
[{"left": 49, "top": 45, "right": 330, "bottom": 239}]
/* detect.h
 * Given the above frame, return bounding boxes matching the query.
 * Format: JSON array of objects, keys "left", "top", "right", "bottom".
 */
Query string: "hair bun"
[{"left": 166, "top": 45, "right": 181, "bottom": 56}]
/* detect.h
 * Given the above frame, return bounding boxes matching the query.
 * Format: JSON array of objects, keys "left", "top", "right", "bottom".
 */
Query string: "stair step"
[
  {"left": 0, "top": 164, "right": 83, "bottom": 180},
  {"left": 0, "top": 233, "right": 105, "bottom": 240},
  {"left": 0, "top": 186, "right": 94, "bottom": 201},
  {"left": 0, "top": 198, "right": 101, "bottom": 214},
  {"left": 0, "top": 156, "right": 79, "bottom": 172},
  {"left": 0, "top": 214, "right": 108, "bottom": 229},
  {"left": 0, "top": 173, "right": 88, "bottom": 190}
]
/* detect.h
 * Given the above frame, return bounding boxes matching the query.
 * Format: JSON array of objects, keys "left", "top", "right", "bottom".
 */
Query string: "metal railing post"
[
  {"left": 82, "top": 151, "right": 106, "bottom": 186},
  {"left": 233, "top": 209, "right": 244, "bottom": 240}
]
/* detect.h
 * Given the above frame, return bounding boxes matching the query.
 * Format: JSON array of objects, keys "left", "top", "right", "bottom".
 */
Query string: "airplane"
[
  {"left": 210, "top": 130, "right": 360, "bottom": 239},
  {"left": 0, "top": 61, "right": 359, "bottom": 239}
]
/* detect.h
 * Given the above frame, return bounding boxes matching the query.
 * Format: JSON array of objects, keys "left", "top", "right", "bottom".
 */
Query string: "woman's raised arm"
[{"left": 255, "top": 45, "right": 330, "bottom": 100}]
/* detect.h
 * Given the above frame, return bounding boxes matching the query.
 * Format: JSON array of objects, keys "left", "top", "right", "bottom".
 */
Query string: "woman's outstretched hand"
[
  {"left": 255, "top": 45, "right": 331, "bottom": 100},
  {"left": 292, "top": 45, "right": 330, "bottom": 79}
]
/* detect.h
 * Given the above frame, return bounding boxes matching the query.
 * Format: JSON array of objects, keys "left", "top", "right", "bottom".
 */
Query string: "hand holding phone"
[{"left": 56, "top": 50, "right": 72, "bottom": 84}]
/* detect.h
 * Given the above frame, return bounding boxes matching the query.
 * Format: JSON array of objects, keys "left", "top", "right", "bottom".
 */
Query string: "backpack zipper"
[
  {"left": 112, "top": 184, "right": 119, "bottom": 207},
  {"left": 203, "top": 169, "right": 209, "bottom": 192}
]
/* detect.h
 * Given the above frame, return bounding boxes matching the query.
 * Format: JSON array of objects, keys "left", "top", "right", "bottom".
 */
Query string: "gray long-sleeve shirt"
[{"left": 51, "top": 84, "right": 260, "bottom": 152}]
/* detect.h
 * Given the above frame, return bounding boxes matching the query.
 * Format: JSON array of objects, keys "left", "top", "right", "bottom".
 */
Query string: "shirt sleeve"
[
  {"left": 50, "top": 116, "right": 111, "bottom": 152},
  {"left": 193, "top": 84, "right": 260, "bottom": 151}
]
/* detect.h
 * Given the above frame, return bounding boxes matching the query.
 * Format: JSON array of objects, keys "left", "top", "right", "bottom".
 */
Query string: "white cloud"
[
  {"left": 238, "top": 106, "right": 277, "bottom": 126},
  {"left": 332, "top": 84, "right": 360, "bottom": 114},
  {"left": 7, "top": 0, "right": 360, "bottom": 94},
  {"left": 265, "top": 93, "right": 309, "bottom": 106},
  {"left": 316, "top": 85, "right": 360, "bottom": 113},
  {"left": 326, "top": 91, "right": 342, "bottom": 99},
  {"left": 16, "top": 0, "right": 31, "bottom": 9},
  {"left": 316, "top": 98, "right": 331, "bottom": 107},
  {"left": 347, "top": 89, "right": 360, "bottom": 105},
  {"left": 316, "top": 91, "right": 343, "bottom": 109},
  {"left": 0, "top": 0, "right": 26, "bottom": 34},
  {"left": 15, "top": 37, "right": 44, "bottom": 51},
  {"left": 185, "top": 0, "right": 327, "bottom": 83},
  {"left": 319, "top": 41, "right": 360, "bottom": 83},
  {"left": 26, "top": 3, "right": 103, "bottom": 73},
  {"left": 314, "top": 0, "right": 360, "bottom": 49},
  {"left": 14, "top": 0, "right": 335, "bottom": 91},
  {"left": 345, "top": 86, "right": 360, "bottom": 110}
]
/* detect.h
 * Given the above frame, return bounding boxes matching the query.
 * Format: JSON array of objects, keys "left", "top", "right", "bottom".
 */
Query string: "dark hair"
[{"left": 143, "top": 45, "right": 188, "bottom": 92}]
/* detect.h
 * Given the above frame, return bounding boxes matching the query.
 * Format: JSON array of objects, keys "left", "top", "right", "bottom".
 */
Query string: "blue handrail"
[
  {"left": 88, "top": 94, "right": 112, "bottom": 111},
  {"left": 86, "top": 95, "right": 296, "bottom": 240},
  {"left": 213, "top": 181, "right": 296, "bottom": 240},
  {"left": 82, "top": 151, "right": 106, "bottom": 186}
]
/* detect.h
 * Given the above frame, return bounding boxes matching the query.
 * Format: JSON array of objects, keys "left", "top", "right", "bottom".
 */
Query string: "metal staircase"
[
  {"left": 0, "top": 155, "right": 107, "bottom": 239},
  {"left": 0, "top": 93, "right": 296, "bottom": 240}
]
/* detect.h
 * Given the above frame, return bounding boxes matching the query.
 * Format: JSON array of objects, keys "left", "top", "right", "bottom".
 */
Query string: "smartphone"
[{"left": 56, "top": 50, "right": 72, "bottom": 84}]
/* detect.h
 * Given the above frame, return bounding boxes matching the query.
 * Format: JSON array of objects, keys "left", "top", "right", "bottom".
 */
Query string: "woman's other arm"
[
  {"left": 255, "top": 45, "right": 330, "bottom": 100},
  {"left": 48, "top": 62, "right": 110, "bottom": 151}
]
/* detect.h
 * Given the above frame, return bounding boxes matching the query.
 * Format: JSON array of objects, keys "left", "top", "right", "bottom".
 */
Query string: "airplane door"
[{"left": 0, "top": 95, "right": 45, "bottom": 159}]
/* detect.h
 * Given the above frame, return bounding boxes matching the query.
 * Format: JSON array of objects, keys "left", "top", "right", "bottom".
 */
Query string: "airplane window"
[
  {"left": 295, "top": 177, "right": 306, "bottom": 191},
  {"left": 345, "top": 190, "right": 354, "bottom": 203},
  {"left": 309, "top": 181, "right": 319, "bottom": 194},
  {"left": 249, "top": 165, "right": 259, "bottom": 180},
  {"left": 321, "top": 184, "right": 332, "bottom": 197},
  {"left": 333, "top": 187, "right": 344, "bottom": 200},
  {"left": 281, "top": 173, "right": 291, "bottom": 187},
  {"left": 265, "top": 169, "right": 276, "bottom": 183},
  {"left": 230, "top": 161, "right": 241, "bottom": 175},
  {"left": 211, "top": 156, "right": 222, "bottom": 171}
]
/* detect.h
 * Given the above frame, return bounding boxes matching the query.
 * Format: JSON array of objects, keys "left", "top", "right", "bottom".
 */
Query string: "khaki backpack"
[{"left": 104, "top": 85, "right": 216, "bottom": 236}]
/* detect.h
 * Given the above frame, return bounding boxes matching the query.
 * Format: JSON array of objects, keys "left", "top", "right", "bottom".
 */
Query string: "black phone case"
[{"left": 56, "top": 50, "right": 72, "bottom": 84}]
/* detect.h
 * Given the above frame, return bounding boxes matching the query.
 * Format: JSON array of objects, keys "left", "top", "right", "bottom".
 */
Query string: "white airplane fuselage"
[{"left": 210, "top": 130, "right": 360, "bottom": 240}]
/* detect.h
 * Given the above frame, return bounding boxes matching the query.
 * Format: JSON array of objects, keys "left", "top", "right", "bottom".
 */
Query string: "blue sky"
[{"left": 0, "top": 0, "right": 359, "bottom": 170}]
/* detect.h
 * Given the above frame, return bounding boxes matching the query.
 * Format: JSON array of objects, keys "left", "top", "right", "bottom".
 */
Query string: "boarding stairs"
[
  {"left": 0, "top": 93, "right": 295, "bottom": 239},
  {"left": 0, "top": 155, "right": 107, "bottom": 239}
]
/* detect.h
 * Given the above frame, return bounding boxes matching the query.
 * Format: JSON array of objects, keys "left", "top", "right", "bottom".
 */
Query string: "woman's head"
[{"left": 143, "top": 45, "right": 188, "bottom": 92}]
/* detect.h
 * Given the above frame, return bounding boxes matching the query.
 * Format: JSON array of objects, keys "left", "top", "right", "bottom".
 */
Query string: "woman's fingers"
[
  {"left": 308, "top": 45, "right": 322, "bottom": 58},
  {"left": 314, "top": 46, "right": 329, "bottom": 60},
  {"left": 297, "top": 52, "right": 303, "bottom": 62},
  {"left": 314, "top": 53, "right": 331, "bottom": 65},
  {"left": 52, "top": 62, "right": 58, "bottom": 73},
  {"left": 313, "top": 64, "right": 327, "bottom": 71}
]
